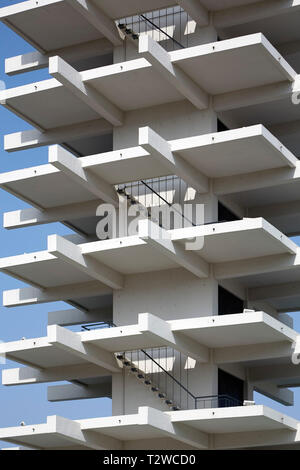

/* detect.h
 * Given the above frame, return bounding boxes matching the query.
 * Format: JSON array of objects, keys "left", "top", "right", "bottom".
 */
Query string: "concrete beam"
[
  {"left": 139, "top": 35, "right": 208, "bottom": 110},
  {"left": 2, "top": 363, "right": 109, "bottom": 386},
  {"left": 139, "top": 126, "right": 208, "bottom": 193},
  {"left": 214, "top": 80, "right": 294, "bottom": 113},
  {"left": 4, "top": 119, "right": 112, "bottom": 152},
  {"left": 47, "top": 415, "right": 121, "bottom": 450},
  {"left": 254, "top": 382, "right": 294, "bottom": 407},
  {"left": 48, "top": 234, "right": 124, "bottom": 290},
  {"left": 176, "top": 0, "right": 209, "bottom": 26},
  {"left": 138, "top": 313, "right": 209, "bottom": 363},
  {"left": 214, "top": 0, "right": 300, "bottom": 29},
  {"left": 47, "top": 381, "right": 112, "bottom": 402},
  {"left": 48, "top": 307, "right": 112, "bottom": 327},
  {"left": 49, "top": 145, "right": 119, "bottom": 206},
  {"left": 65, "top": 0, "right": 123, "bottom": 46},
  {"left": 249, "top": 200, "right": 300, "bottom": 220},
  {"left": 49, "top": 56, "right": 123, "bottom": 126},
  {"left": 214, "top": 341, "right": 293, "bottom": 364},
  {"left": 5, "top": 50, "right": 48, "bottom": 76},
  {"left": 139, "top": 219, "right": 209, "bottom": 278},
  {"left": 249, "top": 280, "right": 300, "bottom": 302},
  {"left": 3, "top": 281, "right": 111, "bottom": 308},
  {"left": 5, "top": 38, "right": 112, "bottom": 76},
  {"left": 139, "top": 407, "right": 208, "bottom": 450},
  {"left": 214, "top": 252, "right": 298, "bottom": 280},
  {"left": 214, "top": 165, "right": 300, "bottom": 196},
  {"left": 248, "top": 364, "right": 300, "bottom": 387},
  {"left": 214, "top": 428, "right": 298, "bottom": 450},
  {"left": 3, "top": 200, "right": 99, "bottom": 230},
  {"left": 47, "top": 325, "right": 120, "bottom": 373}
]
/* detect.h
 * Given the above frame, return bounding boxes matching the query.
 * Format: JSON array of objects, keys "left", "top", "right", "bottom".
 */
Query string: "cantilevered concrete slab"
[
  {"left": 167, "top": 311, "right": 296, "bottom": 349},
  {"left": 170, "top": 405, "right": 298, "bottom": 435},
  {"left": 0, "top": 323, "right": 121, "bottom": 376},
  {"left": 0, "top": 34, "right": 295, "bottom": 145},
  {"left": 0, "top": 406, "right": 297, "bottom": 450}
]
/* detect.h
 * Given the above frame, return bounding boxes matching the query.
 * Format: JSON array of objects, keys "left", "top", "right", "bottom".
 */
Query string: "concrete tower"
[{"left": 0, "top": 0, "right": 300, "bottom": 450}]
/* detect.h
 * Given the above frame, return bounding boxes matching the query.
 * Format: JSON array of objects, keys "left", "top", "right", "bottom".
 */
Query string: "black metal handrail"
[
  {"left": 118, "top": 7, "right": 189, "bottom": 51},
  {"left": 80, "top": 322, "right": 243, "bottom": 410},
  {"left": 140, "top": 348, "right": 191, "bottom": 396},
  {"left": 139, "top": 14, "right": 185, "bottom": 49},
  {"left": 139, "top": 350, "right": 242, "bottom": 408}
]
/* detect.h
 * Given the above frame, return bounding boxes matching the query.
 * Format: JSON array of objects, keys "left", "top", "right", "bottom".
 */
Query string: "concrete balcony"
[
  {"left": 0, "top": 33, "right": 296, "bottom": 154},
  {"left": 0, "top": 405, "right": 298, "bottom": 450}
]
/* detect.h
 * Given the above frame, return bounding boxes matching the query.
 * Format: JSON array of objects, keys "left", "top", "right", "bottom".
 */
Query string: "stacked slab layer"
[{"left": 1, "top": 0, "right": 300, "bottom": 450}]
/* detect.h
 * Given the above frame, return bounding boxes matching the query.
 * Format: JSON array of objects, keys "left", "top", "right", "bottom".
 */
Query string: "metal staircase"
[
  {"left": 116, "top": 348, "right": 183, "bottom": 411},
  {"left": 117, "top": 6, "right": 190, "bottom": 53},
  {"left": 115, "top": 347, "right": 243, "bottom": 411}
]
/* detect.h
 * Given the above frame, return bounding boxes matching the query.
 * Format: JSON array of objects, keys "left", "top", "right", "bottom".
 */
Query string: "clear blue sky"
[{"left": 0, "top": 0, "right": 300, "bottom": 449}]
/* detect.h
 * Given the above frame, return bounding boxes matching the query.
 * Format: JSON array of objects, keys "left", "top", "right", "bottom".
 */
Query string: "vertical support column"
[{"left": 110, "top": 17, "right": 220, "bottom": 416}]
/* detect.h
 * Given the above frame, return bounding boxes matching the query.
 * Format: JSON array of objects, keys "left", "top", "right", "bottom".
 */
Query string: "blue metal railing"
[
  {"left": 81, "top": 321, "right": 115, "bottom": 331},
  {"left": 195, "top": 394, "right": 242, "bottom": 409}
]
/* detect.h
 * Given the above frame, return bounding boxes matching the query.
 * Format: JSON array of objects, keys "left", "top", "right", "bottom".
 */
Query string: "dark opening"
[
  {"left": 218, "top": 201, "right": 239, "bottom": 223},
  {"left": 72, "top": 52, "right": 114, "bottom": 72},
  {"left": 218, "top": 369, "right": 244, "bottom": 406},
  {"left": 63, "top": 133, "right": 113, "bottom": 158},
  {"left": 218, "top": 285, "right": 244, "bottom": 316},
  {"left": 217, "top": 119, "right": 229, "bottom": 132}
]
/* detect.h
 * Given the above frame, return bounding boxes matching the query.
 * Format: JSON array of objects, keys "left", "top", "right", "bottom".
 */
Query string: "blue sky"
[
  {"left": 0, "top": 0, "right": 300, "bottom": 449},
  {"left": 0, "top": 10, "right": 111, "bottom": 448}
]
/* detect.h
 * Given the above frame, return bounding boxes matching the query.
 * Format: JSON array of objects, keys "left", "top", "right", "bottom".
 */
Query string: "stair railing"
[{"left": 82, "top": 322, "right": 243, "bottom": 410}]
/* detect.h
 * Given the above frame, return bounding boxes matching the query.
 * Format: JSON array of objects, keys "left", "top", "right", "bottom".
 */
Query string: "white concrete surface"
[
  {"left": 1, "top": 0, "right": 300, "bottom": 451},
  {"left": 0, "top": 405, "right": 298, "bottom": 450}
]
